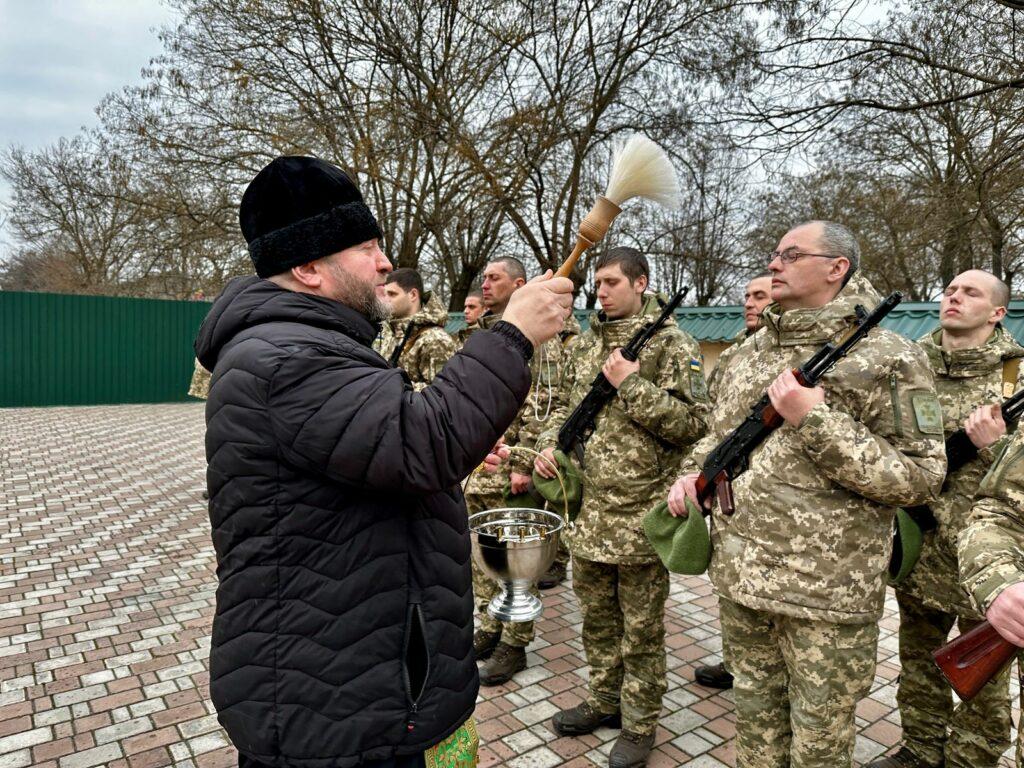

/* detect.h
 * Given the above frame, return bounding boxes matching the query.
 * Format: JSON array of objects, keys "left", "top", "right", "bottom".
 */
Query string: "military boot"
[
  {"left": 552, "top": 701, "right": 622, "bottom": 736},
  {"left": 538, "top": 560, "right": 567, "bottom": 590},
  {"left": 863, "top": 746, "right": 943, "bottom": 768},
  {"left": 694, "top": 661, "right": 733, "bottom": 690},
  {"left": 609, "top": 730, "right": 655, "bottom": 768},
  {"left": 479, "top": 642, "right": 525, "bottom": 686},
  {"left": 473, "top": 629, "right": 500, "bottom": 661}
]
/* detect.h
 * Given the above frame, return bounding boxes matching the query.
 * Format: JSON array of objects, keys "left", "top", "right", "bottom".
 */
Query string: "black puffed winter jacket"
[{"left": 194, "top": 277, "right": 531, "bottom": 767}]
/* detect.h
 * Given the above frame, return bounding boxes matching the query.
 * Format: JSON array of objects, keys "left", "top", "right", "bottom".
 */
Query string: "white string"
[{"left": 532, "top": 341, "right": 554, "bottom": 423}]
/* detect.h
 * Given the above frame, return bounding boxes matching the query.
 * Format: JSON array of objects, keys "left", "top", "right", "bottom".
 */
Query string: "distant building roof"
[{"left": 445, "top": 302, "right": 1024, "bottom": 344}]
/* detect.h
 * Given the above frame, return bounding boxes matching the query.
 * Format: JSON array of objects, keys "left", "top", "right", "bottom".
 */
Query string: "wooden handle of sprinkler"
[{"left": 555, "top": 196, "right": 623, "bottom": 279}]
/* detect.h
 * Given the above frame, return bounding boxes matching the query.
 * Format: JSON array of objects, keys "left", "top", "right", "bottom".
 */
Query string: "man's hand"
[
  {"left": 667, "top": 473, "right": 703, "bottom": 517},
  {"left": 602, "top": 349, "right": 640, "bottom": 389},
  {"left": 966, "top": 403, "right": 1006, "bottom": 450},
  {"left": 986, "top": 582, "right": 1024, "bottom": 647},
  {"left": 767, "top": 369, "right": 825, "bottom": 427},
  {"left": 502, "top": 271, "right": 574, "bottom": 347},
  {"left": 510, "top": 472, "right": 531, "bottom": 494},
  {"left": 482, "top": 439, "right": 509, "bottom": 474},
  {"left": 534, "top": 448, "right": 558, "bottom": 479}
]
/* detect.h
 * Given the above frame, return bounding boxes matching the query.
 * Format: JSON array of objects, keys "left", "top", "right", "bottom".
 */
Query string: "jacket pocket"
[{"left": 402, "top": 601, "right": 431, "bottom": 713}]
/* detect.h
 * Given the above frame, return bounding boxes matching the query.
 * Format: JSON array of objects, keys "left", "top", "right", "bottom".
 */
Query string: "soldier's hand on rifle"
[
  {"left": 965, "top": 403, "right": 1006, "bottom": 450},
  {"left": 602, "top": 348, "right": 640, "bottom": 389},
  {"left": 510, "top": 472, "right": 531, "bottom": 494},
  {"left": 482, "top": 438, "right": 509, "bottom": 474},
  {"left": 534, "top": 448, "right": 558, "bottom": 479},
  {"left": 986, "top": 582, "right": 1024, "bottom": 647},
  {"left": 767, "top": 369, "right": 825, "bottom": 427},
  {"left": 668, "top": 473, "right": 703, "bottom": 517}
]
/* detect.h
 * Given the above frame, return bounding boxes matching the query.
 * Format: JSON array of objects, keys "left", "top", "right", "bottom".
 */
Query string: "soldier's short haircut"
[
  {"left": 487, "top": 256, "right": 526, "bottom": 282},
  {"left": 991, "top": 276, "right": 1011, "bottom": 308},
  {"left": 385, "top": 268, "right": 424, "bottom": 295},
  {"left": 805, "top": 220, "right": 860, "bottom": 283},
  {"left": 595, "top": 247, "right": 649, "bottom": 284},
  {"left": 466, "top": 288, "right": 483, "bottom": 300}
]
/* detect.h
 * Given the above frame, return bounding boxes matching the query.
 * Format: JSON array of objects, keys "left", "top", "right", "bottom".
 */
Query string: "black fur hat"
[{"left": 239, "top": 156, "right": 383, "bottom": 278}]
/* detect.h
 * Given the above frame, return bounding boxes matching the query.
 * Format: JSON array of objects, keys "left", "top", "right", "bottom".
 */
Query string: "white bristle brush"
[{"left": 556, "top": 134, "right": 681, "bottom": 279}]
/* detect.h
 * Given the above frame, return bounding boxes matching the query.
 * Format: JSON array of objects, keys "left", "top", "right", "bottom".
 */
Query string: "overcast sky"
[{"left": 0, "top": 0, "right": 176, "bottom": 215}]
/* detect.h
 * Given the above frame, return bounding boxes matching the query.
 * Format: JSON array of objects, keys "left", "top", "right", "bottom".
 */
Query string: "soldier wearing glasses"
[{"left": 668, "top": 220, "right": 945, "bottom": 768}]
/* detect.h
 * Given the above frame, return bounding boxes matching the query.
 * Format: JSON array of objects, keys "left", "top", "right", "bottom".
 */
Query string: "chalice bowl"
[{"left": 469, "top": 508, "right": 563, "bottom": 623}]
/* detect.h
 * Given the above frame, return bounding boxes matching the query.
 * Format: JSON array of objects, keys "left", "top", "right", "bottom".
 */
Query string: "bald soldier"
[
  {"left": 669, "top": 220, "right": 945, "bottom": 768},
  {"left": 694, "top": 273, "right": 773, "bottom": 691},
  {"left": 869, "top": 270, "right": 1021, "bottom": 768}
]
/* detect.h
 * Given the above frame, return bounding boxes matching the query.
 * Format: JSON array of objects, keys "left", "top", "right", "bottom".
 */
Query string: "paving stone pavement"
[{"left": 0, "top": 403, "right": 1018, "bottom": 767}]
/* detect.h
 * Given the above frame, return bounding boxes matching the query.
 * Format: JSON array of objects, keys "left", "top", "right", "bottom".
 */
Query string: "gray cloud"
[{"left": 0, "top": 0, "right": 176, "bottom": 149}]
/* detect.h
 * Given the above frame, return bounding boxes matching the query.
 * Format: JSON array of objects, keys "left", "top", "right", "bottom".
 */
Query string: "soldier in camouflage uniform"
[
  {"left": 539, "top": 310, "right": 585, "bottom": 590},
  {"left": 959, "top": 414, "right": 1024, "bottom": 768},
  {"left": 468, "top": 256, "right": 564, "bottom": 686},
  {"left": 669, "top": 221, "right": 946, "bottom": 768},
  {"left": 188, "top": 358, "right": 212, "bottom": 400},
  {"left": 535, "top": 247, "right": 709, "bottom": 768},
  {"left": 375, "top": 268, "right": 456, "bottom": 389},
  {"left": 695, "top": 273, "right": 773, "bottom": 691},
  {"left": 452, "top": 289, "right": 485, "bottom": 347},
  {"left": 870, "top": 270, "right": 1019, "bottom": 768}
]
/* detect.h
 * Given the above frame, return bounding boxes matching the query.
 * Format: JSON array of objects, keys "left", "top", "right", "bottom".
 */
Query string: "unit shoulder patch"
[{"left": 910, "top": 393, "right": 943, "bottom": 435}]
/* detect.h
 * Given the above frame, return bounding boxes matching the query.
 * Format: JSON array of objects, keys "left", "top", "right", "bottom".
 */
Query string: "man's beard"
[{"left": 327, "top": 262, "right": 392, "bottom": 322}]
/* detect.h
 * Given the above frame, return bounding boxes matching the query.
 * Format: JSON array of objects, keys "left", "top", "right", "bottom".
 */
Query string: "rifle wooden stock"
[{"left": 933, "top": 620, "right": 1020, "bottom": 701}]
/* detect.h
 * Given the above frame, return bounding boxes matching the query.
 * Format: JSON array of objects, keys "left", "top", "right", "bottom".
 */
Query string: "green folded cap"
[
  {"left": 643, "top": 499, "right": 711, "bottom": 575},
  {"left": 501, "top": 480, "right": 547, "bottom": 510},
  {"left": 888, "top": 508, "right": 924, "bottom": 586},
  {"left": 531, "top": 449, "right": 583, "bottom": 521}
]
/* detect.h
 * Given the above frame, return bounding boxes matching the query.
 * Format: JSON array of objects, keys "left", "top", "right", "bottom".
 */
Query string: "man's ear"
[
  {"left": 514, "top": 278, "right": 526, "bottom": 289},
  {"left": 827, "top": 258, "right": 850, "bottom": 286},
  {"left": 991, "top": 305, "right": 1008, "bottom": 326},
  {"left": 635, "top": 275, "right": 649, "bottom": 294},
  {"left": 291, "top": 261, "right": 323, "bottom": 290},
  {"left": 410, "top": 288, "right": 420, "bottom": 304}
]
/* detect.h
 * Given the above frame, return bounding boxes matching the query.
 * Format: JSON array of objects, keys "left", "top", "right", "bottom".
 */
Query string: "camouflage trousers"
[
  {"left": 719, "top": 597, "right": 878, "bottom": 768},
  {"left": 466, "top": 487, "right": 535, "bottom": 648},
  {"left": 573, "top": 556, "right": 669, "bottom": 735},
  {"left": 894, "top": 590, "right": 1011, "bottom": 768}
]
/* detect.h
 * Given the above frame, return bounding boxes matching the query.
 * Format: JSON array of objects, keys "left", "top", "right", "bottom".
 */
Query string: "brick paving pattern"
[{"left": 0, "top": 403, "right": 1017, "bottom": 767}]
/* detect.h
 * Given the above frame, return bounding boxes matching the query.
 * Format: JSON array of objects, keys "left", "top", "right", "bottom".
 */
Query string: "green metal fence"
[
  {"left": 1, "top": 291, "right": 211, "bottom": 408},
  {"left": 4, "top": 289, "right": 1024, "bottom": 408}
]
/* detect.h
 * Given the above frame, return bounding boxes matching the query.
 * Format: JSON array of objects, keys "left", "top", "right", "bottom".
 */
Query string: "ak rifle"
[
  {"left": 557, "top": 288, "right": 688, "bottom": 466},
  {"left": 695, "top": 292, "right": 903, "bottom": 514},
  {"left": 934, "top": 621, "right": 1020, "bottom": 702}
]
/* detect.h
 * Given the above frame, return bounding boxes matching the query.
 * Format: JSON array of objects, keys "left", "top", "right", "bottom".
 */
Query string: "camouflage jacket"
[
  {"left": 538, "top": 295, "right": 710, "bottom": 564},
  {"left": 560, "top": 313, "right": 582, "bottom": 351},
  {"left": 452, "top": 322, "right": 478, "bottom": 349},
  {"left": 679, "top": 276, "right": 946, "bottom": 624},
  {"left": 707, "top": 328, "right": 753, "bottom": 404},
  {"left": 463, "top": 310, "right": 565, "bottom": 500},
  {"left": 374, "top": 293, "right": 456, "bottom": 390},
  {"left": 188, "top": 358, "right": 211, "bottom": 400},
  {"left": 899, "top": 326, "right": 1024, "bottom": 617},
  {"left": 959, "top": 426, "right": 1024, "bottom": 614}
]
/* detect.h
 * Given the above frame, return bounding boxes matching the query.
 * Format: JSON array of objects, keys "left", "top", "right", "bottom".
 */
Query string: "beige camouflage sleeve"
[
  {"left": 536, "top": 340, "right": 578, "bottom": 454},
  {"left": 792, "top": 344, "right": 946, "bottom": 508},
  {"left": 705, "top": 343, "right": 736, "bottom": 406},
  {"left": 616, "top": 332, "right": 709, "bottom": 448},
  {"left": 509, "top": 336, "right": 564, "bottom": 473},
  {"left": 417, "top": 329, "right": 457, "bottom": 384},
  {"left": 959, "top": 430, "right": 1024, "bottom": 613}
]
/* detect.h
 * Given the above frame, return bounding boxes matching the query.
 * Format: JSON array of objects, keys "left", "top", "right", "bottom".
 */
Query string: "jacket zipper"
[{"left": 403, "top": 596, "right": 429, "bottom": 733}]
